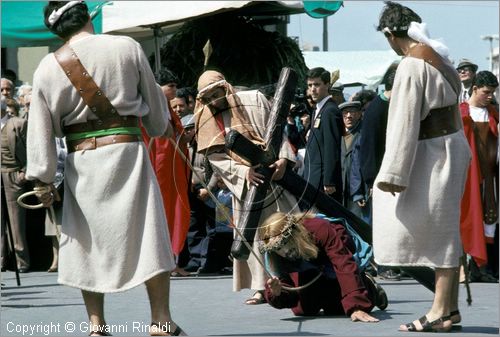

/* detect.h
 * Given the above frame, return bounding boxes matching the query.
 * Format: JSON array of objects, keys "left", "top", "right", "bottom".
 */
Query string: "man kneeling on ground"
[{"left": 259, "top": 212, "right": 387, "bottom": 322}]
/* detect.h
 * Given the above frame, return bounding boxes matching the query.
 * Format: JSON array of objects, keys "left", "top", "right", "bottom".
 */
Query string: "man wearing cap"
[
  {"left": 339, "top": 101, "right": 363, "bottom": 218},
  {"left": 194, "top": 70, "right": 298, "bottom": 304},
  {"left": 26, "top": 2, "right": 184, "bottom": 335},
  {"left": 330, "top": 81, "right": 346, "bottom": 106},
  {"left": 456, "top": 58, "right": 478, "bottom": 103}
]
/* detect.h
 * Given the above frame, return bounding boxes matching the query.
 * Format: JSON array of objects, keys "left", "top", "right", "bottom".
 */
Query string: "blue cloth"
[
  {"left": 314, "top": 214, "right": 373, "bottom": 271},
  {"left": 215, "top": 189, "right": 233, "bottom": 233}
]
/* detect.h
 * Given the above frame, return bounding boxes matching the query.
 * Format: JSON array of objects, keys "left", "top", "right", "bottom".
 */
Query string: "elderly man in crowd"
[
  {"left": 1, "top": 78, "right": 14, "bottom": 99},
  {"left": 1, "top": 96, "right": 30, "bottom": 273},
  {"left": 456, "top": 58, "right": 478, "bottom": 103}
]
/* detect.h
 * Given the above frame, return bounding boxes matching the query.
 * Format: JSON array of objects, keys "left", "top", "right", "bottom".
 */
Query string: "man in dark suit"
[
  {"left": 302, "top": 67, "right": 343, "bottom": 204},
  {"left": 1, "top": 97, "right": 30, "bottom": 272}
]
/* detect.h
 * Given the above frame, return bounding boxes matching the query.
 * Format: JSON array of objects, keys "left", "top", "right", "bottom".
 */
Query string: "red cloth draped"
[
  {"left": 141, "top": 109, "right": 191, "bottom": 255},
  {"left": 459, "top": 102, "right": 498, "bottom": 266}
]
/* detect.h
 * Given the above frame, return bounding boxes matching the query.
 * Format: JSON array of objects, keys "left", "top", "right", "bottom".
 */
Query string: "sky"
[{"left": 287, "top": 1, "right": 499, "bottom": 72}]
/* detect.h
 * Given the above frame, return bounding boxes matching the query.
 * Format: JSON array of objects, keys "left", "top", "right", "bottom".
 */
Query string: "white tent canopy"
[
  {"left": 303, "top": 50, "right": 401, "bottom": 89},
  {"left": 102, "top": 1, "right": 304, "bottom": 37},
  {"left": 100, "top": 1, "right": 305, "bottom": 73}
]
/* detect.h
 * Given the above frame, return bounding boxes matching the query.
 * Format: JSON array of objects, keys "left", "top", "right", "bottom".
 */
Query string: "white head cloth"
[
  {"left": 48, "top": 1, "right": 83, "bottom": 27},
  {"left": 197, "top": 79, "right": 227, "bottom": 98},
  {"left": 407, "top": 21, "right": 449, "bottom": 59}
]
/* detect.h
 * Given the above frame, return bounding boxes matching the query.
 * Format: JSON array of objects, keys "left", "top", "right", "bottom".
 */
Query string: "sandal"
[
  {"left": 450, "top": 310, "right": 461, "bottom": 324},
  {"left": 150, "top": 322, "right": 185, "bottom": 336},
  {"left": 399, "top": 315, "right": 452, "bottom": 332},
  {"left": 244, "top": 290, "right": 267, "bottom": 305}
]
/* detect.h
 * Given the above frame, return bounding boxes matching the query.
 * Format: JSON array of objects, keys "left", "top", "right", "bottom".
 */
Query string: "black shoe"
[
  {"left": 18, "top": 268, "right": 29, "bottom": 273},
  {"left": 379, "top": 270, "right": 401, "bottom": 281},
  {"left": 398, "top": 271, "right": 413, "bottom": 280},
  {"left": 197, "top": 267, "right": 218, "bottom": 275},
  {"left": 1, "top": 267, "right": 6, "bottom": 272},
  {"left": 364, "top": 273, "right": 388, "bottom": 310},
  {"left": 219, "top": 267, "right": 233, "bottom": 275},
  {"left": 183, "top": 264, "right": 201, "bottom": 272},
  {"left": 365, "top": 264, "right": 378, "bottom": 277},
  {"left": 475, "top": 266, "right": 499, "bottom": 283}
]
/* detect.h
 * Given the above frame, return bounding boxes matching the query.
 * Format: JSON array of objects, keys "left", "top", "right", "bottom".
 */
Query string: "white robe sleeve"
[
  {"left": 134, "top": 42, "right": 170, "bottom": 137},
  {"left": 376, "top": 58, "right": 426, "bottom": 188},
  {"left": 26, "top": 68, "right": 58, "bottom": 184}
]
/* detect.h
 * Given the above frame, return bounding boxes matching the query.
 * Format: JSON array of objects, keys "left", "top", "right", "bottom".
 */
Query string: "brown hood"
[{"left": 194, "top": 71, "right": 264, "bottom": 160}]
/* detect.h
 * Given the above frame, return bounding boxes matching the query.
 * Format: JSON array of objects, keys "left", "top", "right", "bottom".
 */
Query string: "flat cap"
[
  {"left": 338, "top": 100, "right": 361, "bottom": 111},
  {"left": 331, "top": 81, "right": 344, "bottom": 92},
  {"left": 180, "top": 114, "right": 195, "bottom": 128},
  {"left": 456, "top": 59, "right": 478, "bottom": 72}
]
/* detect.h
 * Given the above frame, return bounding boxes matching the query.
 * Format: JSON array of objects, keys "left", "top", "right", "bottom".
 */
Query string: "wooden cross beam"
[
  {"left": 226, "top": 67, "right": 436, "bottom": 292},
  {"left": 226, "top": 129, "right": 436, "bottom": 292},
  {"left": 228, "top": 67, "right": 298, "bottom": 261}
]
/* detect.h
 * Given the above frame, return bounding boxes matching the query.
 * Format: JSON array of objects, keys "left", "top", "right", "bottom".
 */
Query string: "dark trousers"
[
  {"left": 1, "top": 172, "right": 30, "bottom": 269},
  {"left": 178, "top": 192, "right": 216, "bottom": 271}
]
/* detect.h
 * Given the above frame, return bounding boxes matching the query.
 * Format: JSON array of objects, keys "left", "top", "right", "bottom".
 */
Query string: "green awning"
[
  {"left": 1, "top": 1, "right": 106, "bottom": 48},
  {"left": 303, "top": 1, "right": 343, "bottom": 18}
]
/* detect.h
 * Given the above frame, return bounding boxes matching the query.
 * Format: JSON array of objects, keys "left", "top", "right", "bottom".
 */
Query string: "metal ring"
[{"left": 16, "top": 191, "right": 45, "bottom": 209}]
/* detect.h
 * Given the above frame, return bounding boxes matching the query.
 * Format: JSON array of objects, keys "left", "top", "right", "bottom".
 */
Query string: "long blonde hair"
[{"left": 259, "top": 212, "right": 318, "bottom": 260}]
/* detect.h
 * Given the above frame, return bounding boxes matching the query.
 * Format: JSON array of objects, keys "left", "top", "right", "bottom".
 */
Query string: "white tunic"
[
  {"left": 26, "top": 34, "right": 175, "bottom": 292},
  {"left": 373, "top": 57, "right": 471, "bottom": 268}
]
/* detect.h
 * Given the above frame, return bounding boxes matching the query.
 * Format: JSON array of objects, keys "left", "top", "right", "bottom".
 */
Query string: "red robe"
[
  {"left": 141, "top": 109, "right": 191, "bottom": 255},
  {"left": 460, "top": 102, "right": 499, "bottom": 266},
  {"left": 264, "top": 218, "right": 373, "bottom": 316}
]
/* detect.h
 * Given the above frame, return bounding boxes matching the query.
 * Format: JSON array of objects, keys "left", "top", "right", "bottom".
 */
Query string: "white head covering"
[
  {"left": 48, "top": 1, "right": 83, "bottom": 27},
  {"left": 407, "top": 21, "right": 449, "bottom": 58}
]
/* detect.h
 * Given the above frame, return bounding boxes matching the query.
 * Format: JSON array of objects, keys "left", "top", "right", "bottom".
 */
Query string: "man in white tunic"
[
  {"left": 194, "top": 70, "right": 298, "bottom": 304},
  {"left": 26, "top": 2, "right": 183, "bottom": 336},
  {"left": 372, "top": 1, "right": 471, "bottom": 333}
]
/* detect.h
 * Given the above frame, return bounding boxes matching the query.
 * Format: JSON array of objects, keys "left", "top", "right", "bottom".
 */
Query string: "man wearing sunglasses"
[{"left": 456, "top": 58, "right": 478, "bottom": 103}]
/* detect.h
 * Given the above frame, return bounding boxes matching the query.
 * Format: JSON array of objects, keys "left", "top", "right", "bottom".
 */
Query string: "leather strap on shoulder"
[
  {"left": 54, "top": 43, "right": 118, "bottom": 121},
  {"left": 407, "top": 44, "right": 461, "bottom": 97}
]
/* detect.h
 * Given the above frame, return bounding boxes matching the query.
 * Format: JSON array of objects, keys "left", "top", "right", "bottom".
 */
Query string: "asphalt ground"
[{"left": 1, "top": 271, "right": 498, "bottom": 336}]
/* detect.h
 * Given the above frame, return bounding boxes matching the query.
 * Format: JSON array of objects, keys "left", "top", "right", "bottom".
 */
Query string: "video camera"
[{"left": 288, "top": 89, "right": 312, "bottom": 118}]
